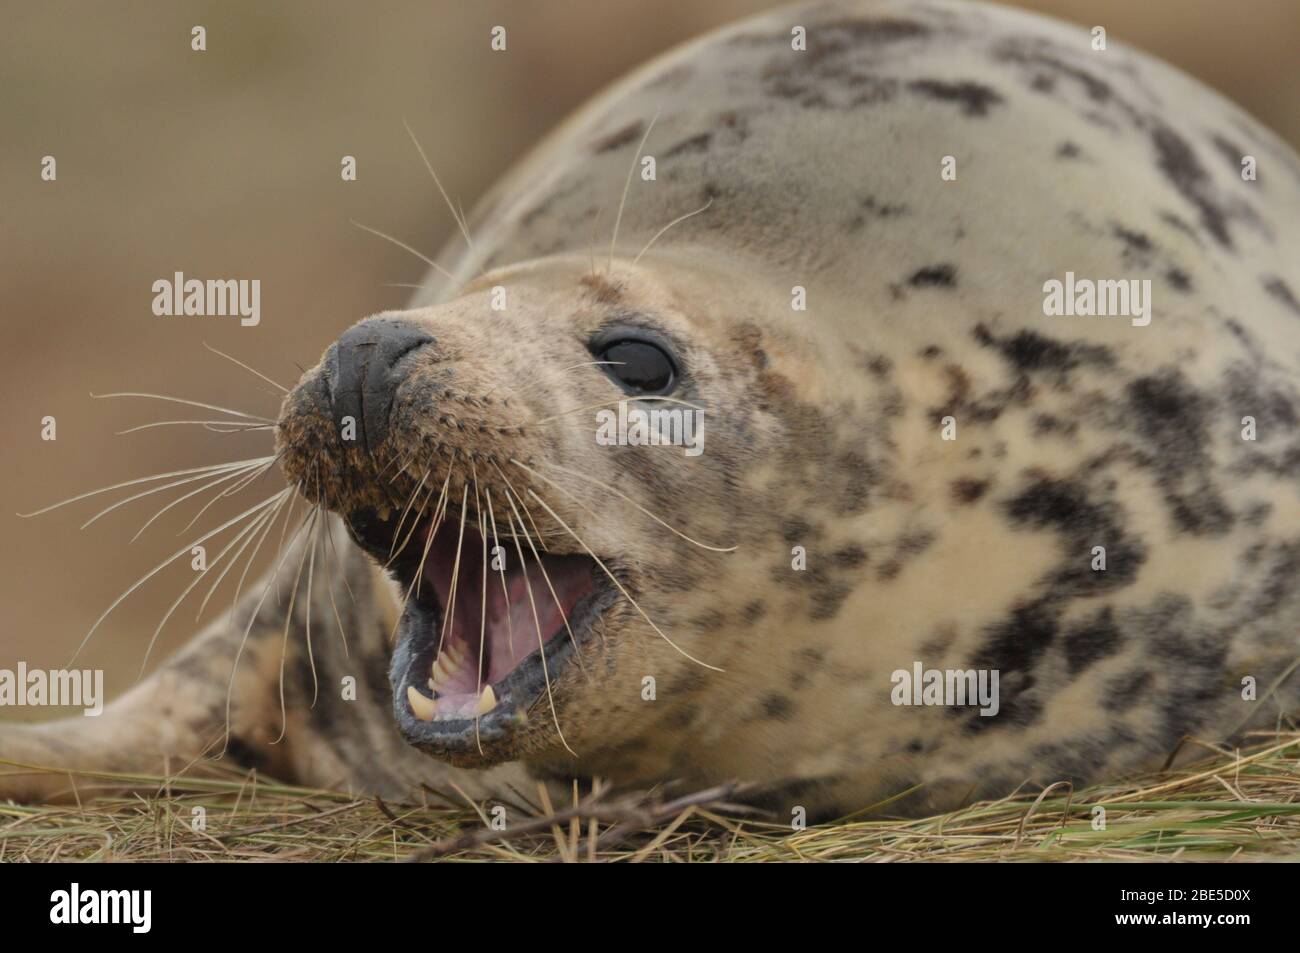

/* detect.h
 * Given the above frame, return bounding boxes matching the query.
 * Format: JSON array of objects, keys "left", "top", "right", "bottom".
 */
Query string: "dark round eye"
[{"left": 596, "top": 340, "right": 677, "bottom": 394}]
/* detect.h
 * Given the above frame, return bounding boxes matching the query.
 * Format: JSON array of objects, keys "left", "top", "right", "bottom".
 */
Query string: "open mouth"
[{"left": 344, "top": 503, "right": 613, "bottom": 757}]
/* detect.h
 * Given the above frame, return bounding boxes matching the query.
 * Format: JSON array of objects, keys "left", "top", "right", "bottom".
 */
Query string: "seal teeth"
[
  {"left": 475, "top": 684, "right": 497, "bottom": 715},
  {"left": 406, "top": 685, "right": 438, "bottom": 721},
  {"left": 429, "top": 643, "right": 468, "bottom": 688}
]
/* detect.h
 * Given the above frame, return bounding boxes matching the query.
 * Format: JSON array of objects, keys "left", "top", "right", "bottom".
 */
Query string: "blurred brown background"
[{"left": 3, "top": 0, "right": 1298, "bottom": 715}]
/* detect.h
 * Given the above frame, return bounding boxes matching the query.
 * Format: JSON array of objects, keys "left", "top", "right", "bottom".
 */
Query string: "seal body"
[{"left": 5, "top": 0, "right": 1299, "bottom": 819}]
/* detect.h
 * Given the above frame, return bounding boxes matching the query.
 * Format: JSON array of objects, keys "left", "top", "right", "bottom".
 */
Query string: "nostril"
[{"left": 328, "top": 317, "right": 435, "bottom": 453}]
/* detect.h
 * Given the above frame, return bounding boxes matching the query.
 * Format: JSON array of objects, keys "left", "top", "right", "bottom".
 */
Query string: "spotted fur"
[{"left": 4, "top": 0, "right": 1298, "bottom": 820}]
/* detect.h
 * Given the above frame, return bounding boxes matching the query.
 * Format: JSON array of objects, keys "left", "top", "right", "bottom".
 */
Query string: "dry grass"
[{"left": 3, "top": 731, "right": 1300, "bottom": 862}]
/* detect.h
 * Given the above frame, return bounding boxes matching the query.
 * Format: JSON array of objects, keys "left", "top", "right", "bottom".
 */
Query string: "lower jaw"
[{"left": 389, "top": 581, "right": 618, "bottom": 763}]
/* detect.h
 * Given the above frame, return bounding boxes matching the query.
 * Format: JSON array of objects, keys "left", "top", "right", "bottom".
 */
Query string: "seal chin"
[{"left": 343, "top": 506, "right": 614, "bottom": 763}]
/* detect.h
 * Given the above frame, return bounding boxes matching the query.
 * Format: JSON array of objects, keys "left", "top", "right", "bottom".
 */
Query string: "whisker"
[
  {"left": 533, "top": 394, "right": 704, "bottom": 426},
  {"left": 194, "top": 500, "right": 280, "bottom": 621},
  {"left": 517, "top": 458, "right": 736, "bottom": 553},
  {"left": 320, "top": 509, "right": 352, "bottom": 658},
  {"left": 434, "top": 486, "right": 470, "bottom": 656},
  {"left": 302, "top": 504, "right": 323, "bottom": 709},
  {"left": 115, "top": 419, "right": 273, "bottom": 435},
  {"left": 227, "top": 487, "right": 294, "bottom": 624},
  {"left": 608, "top": 108, "right": 660, "bottom": 270},
  {"left": 127, "top": 463, "right": 265, "bottom": 543},
  {"left": 483, "top": 487, "right": 516, "bottom": 658},
  {"left": 524, "top": 487, "right": 723, "bottom": 672},
  {"left": 480, "top": 359, "right": 628, "bottom": 405},
  {"left": 501, "top": 487, "right": 588, "bottom": 675},
  {"left": 77, "top": 459, "right": 262, "bottom": 532},
  {"left": 503, "top": 507, "right": 576, "bottom": 755},
  {"left": 389, "top": 475, "right": 448, "bottom": 644},
  {"left": 272, "top": 504, "right": 320, "bottom": 744},
  {"left": 90, "top": 391, "right": 274, "bottom": 423},
  {"left": 403, "top": 118, "right": 475, "bottom": 252},
  {"left": 202, "top": 341, "right": 290, "bottom": 394},
  {"left": 632, "top": 197, "right": 713, "bottom": 265},
  {"left": 388, "top": 468, "right": 431, "bottom": 560},
  {"left": 350, "top": 220, "right": 458, "bottom": 284},
  {"left": 175, "top": 455, "right": 281, "bottom": 536},
  {"left": 219, "top": 497, "right": 314, "bottom": 759},
  {"left": 69, "top": 489, "right": 290, "bottom": 664},
  {"left": 386, "top": 471, "right": 442, "bottom": 568},
  {"left": 473, "top": 474, "right": 488, "bottom": 756},
  {"left": 490, "top": 460, "right": 552, "bottom": 551},
  {"left": 137, "top": 491, "right": 289, "bottom": 677},
  {"left": 18, "top": 457, "right": 273, "bottom": 518}
]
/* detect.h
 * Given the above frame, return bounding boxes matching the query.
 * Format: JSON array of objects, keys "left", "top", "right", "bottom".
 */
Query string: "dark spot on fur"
[
  {"left": 951, "top": 477, "right": 990, "bottom": 504},
  {"left": 742, "top": 600, "right": 766, "bottom": 624},
  {"left": 1127, "top": 369, "right": 1235, "bottom": 535},
  {"left": 781, "top": 518, "right": 812, "bottom": 543},
  {"left": 832, "top": 544, "right": 868, "bottom": 568},
  {"left": 760, "top": 694, "right": 796, "bottom": 720},
  {"left": 1064, "top": 607, "right": 1123, "bottom": 674},
  {"left": 664, "top": 132, "right": 712, "bottom": 157},
  {"left": 907, "top": 79, "right": 1004, "bottom": 117},
  {"left": 1151, "top": 123, "right": 1233, "bottom": 248},
  {"left": 1056, "top": 141, "right": 1082, "bottom": 159},
  {"left": 1166, "top": 268, "right": 1192, "bottom": 292},
  {"left": 660, "top": 703, "right": 699, "bottom": 730},
  {"left": 690, "top": 609, "right": 726, "bottom": 633},
  {"left": 975, "top": 326, "right": 1113, "bottom": 374},
  {"left": 1263, "top": 277, "right": 1300, "bottom": 316},
  {"left": 1111, "top": 224, "right": 1154, "bottom": 262},
  {"left": 1210, "top": 134, "right": 1248, "bottom": 175},
  {"left": 591, "top": 121, "right": 644, "bottom": 154},
  {"left": 907, "top": 264, "right": 957, "bottom": 288}
]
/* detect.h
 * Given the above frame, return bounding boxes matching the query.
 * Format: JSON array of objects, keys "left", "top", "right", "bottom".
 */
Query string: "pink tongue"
[{"left": 420, "top": 527, "right": 595, "bottom": 697}]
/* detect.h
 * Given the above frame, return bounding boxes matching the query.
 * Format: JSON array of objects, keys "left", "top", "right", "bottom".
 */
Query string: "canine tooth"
[
  {"left": 406, "top": 685, "right": 438, "bottom": 721},
  {"left": 475, "top": 684, "right": 497, "bottom": 715},
  {"left": 377, "top": 505, "right": 392, "bottom": 521}
]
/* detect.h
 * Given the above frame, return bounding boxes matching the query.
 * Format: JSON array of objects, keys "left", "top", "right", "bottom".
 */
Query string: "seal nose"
[{"left": 327, "top": 316, "right": 435, "bottom": 452}]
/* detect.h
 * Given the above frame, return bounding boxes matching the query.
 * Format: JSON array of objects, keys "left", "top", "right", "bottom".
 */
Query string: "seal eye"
[{"left": 596, "top": 339, "right": 676, "bottom": 394}]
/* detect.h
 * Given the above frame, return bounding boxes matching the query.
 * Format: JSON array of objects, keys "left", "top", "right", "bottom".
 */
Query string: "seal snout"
[{"left": 326, "top": 315, "right": 435, "bottom": 452}]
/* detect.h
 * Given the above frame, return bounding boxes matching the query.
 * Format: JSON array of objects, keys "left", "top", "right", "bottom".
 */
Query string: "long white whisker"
[
  {"left": 632, "top": 197, "right": 713, "bottom": 265},
  {"left": 273, "top": 506, "right": 321, "bottom": 744},
  {"left": 90, "top": 392, "right": 274, "bottom": 422},
  {"left": 525, "top": 487, "right": 723, "bottom": 672},
  {"left": 503, "top": 507, "right": 575, "bottom": 756},
  {"left": 69, "top": 490, "right": 288, "bottom": 664},
  {"left": 483, "top": 487, "right": 515, "bottom": 658},
  {"left": 18, "top": 457, "right": 273, "bottom": 518},
  {"left": 137, "top": 493, "right": 286, "bottom": 677},
  {"left": 128, "top": 464, "right": 264, "bottom": 544},
  {"left": 533, "top": 394, "right": 704, "bottom": 426},
  {"left": 350, "top": 220, "right": 458, "bottom": 284},
  {"left": 403, "top": 118, "right": 475, "bottom": 251},
  {"left": 501, "top": 487, "right": 587, "bottom": 675},
  {"left": 115, "top": 420, "right": 273, "bottom": 435},
  {"left": 203, "top": 341, "right": 289, "bottom": 394},
  {"left": 608, "top": 109, "right": 659, "bottom": 270},
  {"left": 219, "top": 497, "right": 313, "bottom": 757},
  {"left": 518, "top": 458, "right": 736, "bottom": 553},
  {"left": 78, "top": 460, "right": 260, "bottom": 532}
]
